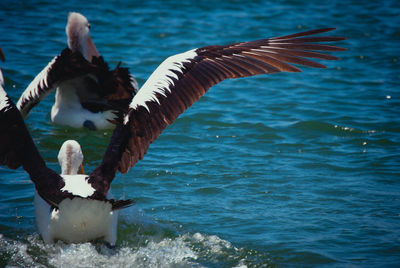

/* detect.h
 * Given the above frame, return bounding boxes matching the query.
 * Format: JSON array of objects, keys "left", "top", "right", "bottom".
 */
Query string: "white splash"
[
  {"left": 0, "top": 227, "right": 254, "bottom": 268},
  {"left": 0, "top": 234, "right": 198, "bottom": 267}
]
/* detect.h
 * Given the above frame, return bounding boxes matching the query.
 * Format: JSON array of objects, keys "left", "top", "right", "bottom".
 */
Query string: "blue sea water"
[{"left": 0, "top": 0, "right": 399, "bottom": 267}]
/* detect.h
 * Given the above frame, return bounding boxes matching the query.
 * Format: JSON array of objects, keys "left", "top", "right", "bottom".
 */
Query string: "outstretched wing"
[
  {"left": 88, "top": 28, "right": 346, "bottom": 192},
  {"left": 17, "top": 49, "right": 94, "bottom": 117},
  {"left": 0, "top": 84, "right": 133, "bottom": 209},
  {"left": 0, "top": 83, "right": 74, "bottom": 206},
  {"left": 16, "top": 48, "right": 138, "bottom": 118}
]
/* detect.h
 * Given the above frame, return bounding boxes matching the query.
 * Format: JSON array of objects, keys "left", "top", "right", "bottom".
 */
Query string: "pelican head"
[
  {"left": 58, "top": 140, "right": 84, "bottom": 175},
  {"left": 66, "top": 12, "right": 100, "bottom": 62}
]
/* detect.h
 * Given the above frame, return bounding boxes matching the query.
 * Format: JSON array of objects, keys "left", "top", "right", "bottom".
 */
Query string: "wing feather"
[
  {"left": 17, "top": 48, "right": 138, "bottom": 118},
  {"left": 89, "top": 28, "right": 346, "bottom": 185},
  {"left": 1, "top": 82, "right": 134, "bottom": 209},
  {"left": 0, "top": 84, "right": 76, "bottom": 206}
]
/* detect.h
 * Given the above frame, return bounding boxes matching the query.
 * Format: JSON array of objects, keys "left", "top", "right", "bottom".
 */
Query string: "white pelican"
[
  {"left": 16, "top": 12, "right": 138, "bottom": 130},
  {"left": 0, "top": 28, "right": 345, "bottom": 245},
  {"left": 1, "top": 90, "right": 132, "bottom": 245},
  {"left": 1, "top": 47, "right": 132, "bottom": 245},
  {"left": 33, "top": 140, "right": 121, "bottom": 245}
]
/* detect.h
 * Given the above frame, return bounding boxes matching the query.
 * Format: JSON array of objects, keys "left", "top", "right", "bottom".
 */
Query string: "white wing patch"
[
  {"left": 61, "top": 174, "right": 95, "bottom": 198},
  {"left": 130, "top": 74, "right": 139, "bottom": 92},
  {"left": 126, "top": 49, "right": 197, "bottom": 119},
  {"left": 16, "top": 55, "right": 58, "bottom": 111},
  {"left": 0, "top": 68, "right": 4, "bottom": 86},
  {"left": 0, "top": 86, "right": 12, "bottom": 112}
]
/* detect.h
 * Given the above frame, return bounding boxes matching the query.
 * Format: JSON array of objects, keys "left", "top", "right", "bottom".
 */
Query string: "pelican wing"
[
  {"left": 0, "top": 84, "right": 74, "bottom": 206},
  {"left": 16, "top": 48, "right": 138, "bottom": 118},
  {"left": 89, "top": 28, "right": 346, "bottom": 190},
  {"left": 1, "top": 85, "right": 133, "bottom": 209}
]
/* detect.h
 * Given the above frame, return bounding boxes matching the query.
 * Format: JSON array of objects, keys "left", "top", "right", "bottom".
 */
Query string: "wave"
[{"left": 0, "top": 207, "right": 271, "bottom": 267}]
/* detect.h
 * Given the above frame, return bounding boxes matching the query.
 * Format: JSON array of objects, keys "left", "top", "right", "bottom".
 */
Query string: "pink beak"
[{"left": 86, "top": 36, "right": 100, "bottom": 62}]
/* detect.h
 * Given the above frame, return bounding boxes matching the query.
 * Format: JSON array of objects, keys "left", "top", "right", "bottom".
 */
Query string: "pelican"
[
  {"left": 33, "top": 140, "right": 122, "bottom": 244},
  {"left": 16, "top": 12, "right": 138, "bottom": 130},
  {"left": 0, "top": 28, "right": 345, "bottom": 245},
  {"left": 1, "top": 90, "right": 132, "bottom": 245}
]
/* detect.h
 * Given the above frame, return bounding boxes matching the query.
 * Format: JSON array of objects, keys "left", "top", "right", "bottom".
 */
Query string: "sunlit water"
[{"left": 0, "top": 0, "right": 399, "bottom": 267}]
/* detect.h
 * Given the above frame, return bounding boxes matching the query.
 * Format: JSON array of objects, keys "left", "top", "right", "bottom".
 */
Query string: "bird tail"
[{"left": 109, "top": 199, "right": 135, "bottom": 210}]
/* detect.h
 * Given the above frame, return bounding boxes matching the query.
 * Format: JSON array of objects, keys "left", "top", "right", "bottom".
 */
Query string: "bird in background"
[{"left": 16, "top": 12, "right": 138, "bottom": 130}]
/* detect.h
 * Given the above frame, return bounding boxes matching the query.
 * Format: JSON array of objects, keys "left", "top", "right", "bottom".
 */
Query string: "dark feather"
[
  {"left": 112, "top": 28, "right": 346, "bottom": 176},
  {"left": 18, "top": 48, "right": 137, "bottom": 119},
  {"left": 0, "top": 89, "right": 74, "bottom": 207}
]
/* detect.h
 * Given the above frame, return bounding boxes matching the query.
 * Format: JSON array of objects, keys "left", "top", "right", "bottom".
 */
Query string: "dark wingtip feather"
[
  {"left": 0, "top": 47, "right": 5, "bottom": 62},
  {"left": 104, "top": 27, "right": 346, "bottom": 179},
  {"left": 110, "top": 199, "right": 135, "bottom": 210},
  {"left": 270, "top": 28, "right": 338, "bottom": 40},
  {"left": 107, "top": 118, "right": 120, "bottom": 125}
]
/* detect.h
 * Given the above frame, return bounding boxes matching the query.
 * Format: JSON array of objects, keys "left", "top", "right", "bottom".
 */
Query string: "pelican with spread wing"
[
  {"left": 16, "top": 12, "right": 138, "bottom": 130},
  {"left": 0, "top": 27, "right": 345, "bottom": 244}
]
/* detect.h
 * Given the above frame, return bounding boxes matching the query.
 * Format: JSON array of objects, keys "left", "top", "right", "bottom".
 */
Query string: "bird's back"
[{"left": 44, "top": 197, "right": 117, "bottom": 244}]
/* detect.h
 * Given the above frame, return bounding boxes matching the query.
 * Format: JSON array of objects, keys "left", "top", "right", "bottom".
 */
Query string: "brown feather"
[{"left": 94, "top": 28, "right": 346, "bottom": 178}]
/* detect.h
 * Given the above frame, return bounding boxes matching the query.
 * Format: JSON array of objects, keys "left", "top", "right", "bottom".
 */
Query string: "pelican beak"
[
  {"left": 86, "top": 36, "right": 100, "bottom": 62},
  {"left": 0, "top": 47, "right": 5, "bottom": 62},
  {"left": 79, "top": 163, "right": 85, "bottom": 174}
]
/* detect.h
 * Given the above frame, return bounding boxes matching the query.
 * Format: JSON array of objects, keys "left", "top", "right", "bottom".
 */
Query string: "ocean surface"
[{"left": 0, "top": 0, "right": 399, "bottom": 267}]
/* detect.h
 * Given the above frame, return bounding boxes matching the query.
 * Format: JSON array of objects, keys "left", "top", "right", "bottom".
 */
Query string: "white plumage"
[
  {"left": 34, "top": 140, "right": 119, "bottom": 245},
  {"left": 57, "top": 140, "right": 84, "bottom": 175},
  {"left": 0, "top": 87, "right": 9, "bottom": 111},
  {"left": 128, "top": 49, "right": 197, "bottom": 112},
  {"left": 35, "top": 193, "right": 118, "bottom": 244}
]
